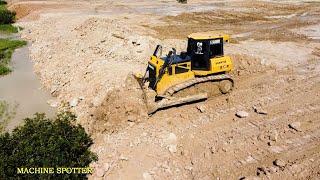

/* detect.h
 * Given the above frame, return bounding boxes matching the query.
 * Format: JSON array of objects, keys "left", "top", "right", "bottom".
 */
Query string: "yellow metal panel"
[
  {"left": 192, "top": 70, "right": 213, "bottom": 76},
  {"left": 156, "top": 71, "right": 194, "bottom": 94},
  {"left": 193, "top": 56, "right": 233, "bottom": 76},
  {"left": 211, "top": 56, "right": 233, "bottom": 73},
  {"left": 148, "top": 56, "right": 195, "bottom": 94},
  {"left": 149, "top": 55, "right": 164, "bottom": 71}
]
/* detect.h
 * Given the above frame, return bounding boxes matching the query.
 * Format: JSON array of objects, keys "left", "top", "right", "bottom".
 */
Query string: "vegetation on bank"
[
  {"left": 0, "top": 1, "right": 25, "bottom": 75},
  {"left": 0, "top": 112, "right": 98, "bottom": 179},
  {"left": 0, "top": 8, "right": 15, "bottom": 24},
  {"left": 0, "top": 38, "right": 27, "bottom": 75},
  {"left": 0, "top": 24, "right": 19, "bottom": 33},
  {"left": 0, "top": 0, "right": 18, "bottom": 34}
]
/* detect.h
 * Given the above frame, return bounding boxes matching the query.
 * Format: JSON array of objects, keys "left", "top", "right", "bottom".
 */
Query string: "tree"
[{"left": 0, "top": 112, "right": 98, "bottom": 179}]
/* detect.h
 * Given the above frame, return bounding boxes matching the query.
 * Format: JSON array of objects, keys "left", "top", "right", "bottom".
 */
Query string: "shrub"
[
  {"left": 177, "top": 0, "right": 187, "bottom": 3},
  {"left": 0, "top": 112, "right": 98, "bottom": 179},
  {"left": 0, "top": 64, "right": 11, "bottom": 75},
  {"left": 0, "top": 9, "right": 16, "bottom": 24}
]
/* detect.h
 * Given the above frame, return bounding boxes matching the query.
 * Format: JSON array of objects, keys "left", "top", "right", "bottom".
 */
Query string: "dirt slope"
[{"left": 9, "top": 0, "right": 320, "bottom": 179}]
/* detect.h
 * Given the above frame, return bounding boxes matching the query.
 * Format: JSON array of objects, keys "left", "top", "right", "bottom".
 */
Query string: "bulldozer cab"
[
  {"left": 187, "top": 37, "right": 224, "bottom": 71},
  {"left": 187, "top": 31, "right": 229, "bottom": 71}
]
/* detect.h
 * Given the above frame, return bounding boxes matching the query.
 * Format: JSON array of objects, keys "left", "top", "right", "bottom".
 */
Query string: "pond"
[{"left": 0, "top": 43, "right": 56, "bottom": 130}]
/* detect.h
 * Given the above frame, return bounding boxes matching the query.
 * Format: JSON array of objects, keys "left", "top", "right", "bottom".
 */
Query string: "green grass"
[
  {"left": 0, "top": 39, "right": 27, "bottom": 75},
  {"left": 0, "top": 38, "right": 27, "bottom": 50},
  {"left": 0, "top": 24, "right": 18, "bottom": 33}
]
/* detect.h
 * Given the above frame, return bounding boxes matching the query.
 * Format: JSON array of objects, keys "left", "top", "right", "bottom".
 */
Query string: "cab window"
[{"left": 209, "top": 38, "right": 223, "bottom": 57}]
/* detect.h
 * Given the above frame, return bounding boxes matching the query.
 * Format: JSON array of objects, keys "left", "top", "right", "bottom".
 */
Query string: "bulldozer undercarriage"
[{"left": 142, "top": 74, "right": 234, "bottom": 115}]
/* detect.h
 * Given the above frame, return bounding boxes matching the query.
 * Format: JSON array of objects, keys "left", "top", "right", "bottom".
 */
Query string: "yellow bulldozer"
[{"left": 135, "top": 31, "right": 234, "bottom": 115}]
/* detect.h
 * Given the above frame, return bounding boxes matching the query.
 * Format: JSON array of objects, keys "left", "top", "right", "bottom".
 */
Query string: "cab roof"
[{"left": 188, "top": 31, "right": 230, "bottom": 42}]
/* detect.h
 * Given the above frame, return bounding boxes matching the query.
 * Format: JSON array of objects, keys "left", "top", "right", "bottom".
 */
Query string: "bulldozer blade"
[
  {"left": 147, "top": 93, "right": 208, "bottom": 115},
  {"left": 131, "top": 73, "right": 208, "bottom": 115}
]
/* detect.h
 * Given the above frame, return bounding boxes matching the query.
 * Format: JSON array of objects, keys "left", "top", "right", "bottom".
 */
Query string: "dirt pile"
[
  {"left": 90, "top": 74, "right": 148, "bottom": 133},
  {"left": 231, "top": 54, "right": 275, "bottom": 76},
  {"left": 18, "top": 14, "right": 157, "bottom": 131}
]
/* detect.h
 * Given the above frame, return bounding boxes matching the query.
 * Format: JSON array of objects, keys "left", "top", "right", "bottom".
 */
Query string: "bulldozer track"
[{"left": 164, "top": 74, "right": 234, "bottom": 96}]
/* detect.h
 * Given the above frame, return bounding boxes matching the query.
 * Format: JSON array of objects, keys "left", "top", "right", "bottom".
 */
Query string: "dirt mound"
[
  {"left": 9, "top": 3, "right": 40, "bottom": 20},
  {"left": 89, "top": 74, "right": 147, "bottom": 133},
  {"left": 231, "top": 54, "right": 275, "bottom": 76}
]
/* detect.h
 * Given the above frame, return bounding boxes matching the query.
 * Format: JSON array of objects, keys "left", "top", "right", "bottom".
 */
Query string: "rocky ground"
[{"left": 7, "top": 0, "right": 320, "bottom": 179}]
